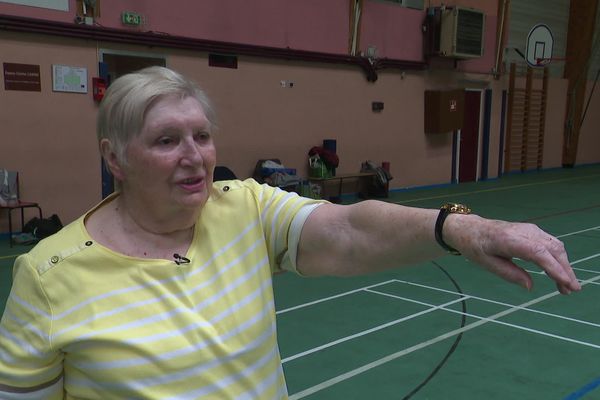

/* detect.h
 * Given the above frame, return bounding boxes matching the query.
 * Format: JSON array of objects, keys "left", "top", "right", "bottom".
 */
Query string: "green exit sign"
[{"left": 121, "top": 11, "right": 143, "bottom": 26}]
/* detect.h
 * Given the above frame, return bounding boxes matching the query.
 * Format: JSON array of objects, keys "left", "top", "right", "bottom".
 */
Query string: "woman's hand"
[{"left": 445, "top": 214, "right": 581, "bottom": 294}]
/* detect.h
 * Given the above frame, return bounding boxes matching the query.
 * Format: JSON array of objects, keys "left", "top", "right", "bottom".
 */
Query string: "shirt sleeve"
[
  {"left": 0, "top": 254, "right": 63, "bottom": 399},
  {"left": 250, "top": 180, "right": 326, "bottom": 273}
]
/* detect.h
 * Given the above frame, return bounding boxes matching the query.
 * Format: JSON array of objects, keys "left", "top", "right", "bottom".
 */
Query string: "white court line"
[
  {"left": 556, "top": 225, "right": 600, "bottom": 239},
  {"left": 525, "top": 268, "right": 600, "bottom": 286},
  {"left": 578, "top": 280, "right": 600, "bottom": 286},
  {"left": 523, "top": 249, "right": 600, "bottom": 285},
  {"left": 288, "top": 274, "right": 600, "bottom": 400},
  {"left": 572, "top": 267, "right": 600, "bottom": 286},
  {"left": 278, "top": 230, "right": 599, "bottom": 316},
  {"left": 281, "top": 226, "right": 600, "bottom": 397},
  {"left": 366, "top": 288, "right": 600, "bottom": 349},
  {"left": 282, "top": 272, "right": 600, "bottom": 365},
  {"left": 388, "top": 175, "right": 600, "bottom": 205},
  {"left": 527, "top": 266, "right": 600, "bottom": 276},
  {"left": 280, "top": 259, "right": 600, "bottom": 366},
  {"left": 573, "top": 266, "right": 600, "bottom": 273},
  {"left": 571, "top": 253, "right": 600, "bottom": 265},
  {"left": 394, "top": 277, "right": 600, "bottom": 329},
  {"left": 284, "top": 274, "right": 600, "bottom": 366},
  {"left": 281, "top": 296, "right": 470, "bottom": 364},
  {"left": 276, "top": 280, "right": 396, "bottom": 315}
]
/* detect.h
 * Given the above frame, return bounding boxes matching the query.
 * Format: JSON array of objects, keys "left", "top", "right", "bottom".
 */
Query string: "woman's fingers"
[
  {"left": 477, "top": 255, "right": 533, "bottom": 290},
  {"left": 509, "top": 227, "right": 581, "bottom": 293},
  {"left": 461, "top": 219, "right": 581, "bottom": 294}
]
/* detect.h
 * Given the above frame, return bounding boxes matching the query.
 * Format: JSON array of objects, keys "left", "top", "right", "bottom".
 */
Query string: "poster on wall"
[
  {"left": 52, "top": 64, "right": 88, "bottom": 93},
  {"left": 3, "top": 63, "right": 41, "bottom": 91}
]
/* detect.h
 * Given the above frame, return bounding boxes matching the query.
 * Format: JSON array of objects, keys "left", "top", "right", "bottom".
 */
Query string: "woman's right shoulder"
[{"left": 23, "top": 215, "right": 93, "bottom": 276}]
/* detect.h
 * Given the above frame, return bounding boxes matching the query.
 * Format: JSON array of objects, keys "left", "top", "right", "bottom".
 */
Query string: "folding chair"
[
  {"left": 0, "top": 171, "right": 43, "bottom": 247},
  {"left": 213, "top": 166, "right": 237, "bottom": 181}
]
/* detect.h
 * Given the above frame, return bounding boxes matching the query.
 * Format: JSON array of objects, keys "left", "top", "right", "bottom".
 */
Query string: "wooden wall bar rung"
[{"left": 505, "top": 63, "right": 549, "bottom": 173}]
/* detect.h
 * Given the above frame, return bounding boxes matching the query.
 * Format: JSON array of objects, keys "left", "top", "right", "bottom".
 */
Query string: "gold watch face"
[{"left": 442, "top": 203, "right": 471, "bottom": 214}]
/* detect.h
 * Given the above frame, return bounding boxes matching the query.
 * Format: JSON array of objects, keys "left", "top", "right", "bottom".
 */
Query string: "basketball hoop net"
[{"left": 535, "top": 57, "right": 566, "bottom": 67}]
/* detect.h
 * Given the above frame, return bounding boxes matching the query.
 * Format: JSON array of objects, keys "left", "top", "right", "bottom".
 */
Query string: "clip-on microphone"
[{"left": 173, "top": 253, "right": 191, "bottom": 265}]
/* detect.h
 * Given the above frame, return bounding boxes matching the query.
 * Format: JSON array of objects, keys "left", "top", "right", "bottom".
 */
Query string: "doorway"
[
  {"left": 458, "top": 90, "right": 482, "bottom": 183},
  {"left": 98, "top": 50, "right": 167, "bottom": 198},
  {"left": 99, "top": 51, "right": 167, "bottom": 86}
]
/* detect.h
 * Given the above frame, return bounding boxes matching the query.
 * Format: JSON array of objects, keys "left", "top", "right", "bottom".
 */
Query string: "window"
[
  {"left": 0, "top": 0, "right": 68, "bottom": 11},
  {"left": 376, "top": 0, "right": 424, "bottom": 10}
]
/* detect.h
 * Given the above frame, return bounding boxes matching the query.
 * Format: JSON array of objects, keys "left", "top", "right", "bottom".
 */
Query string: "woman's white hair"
[{"left": 97, "top": 66, "right": 216, "bottom": 164}]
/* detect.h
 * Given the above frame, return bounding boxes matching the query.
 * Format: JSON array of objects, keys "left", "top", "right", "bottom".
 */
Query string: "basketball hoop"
[
  {"left": 535, "top": 57, "right": 551, "bottom": 67},
  {"left": 526, "top": 24, "right": 554, "bottom": 67},
  {"left": 535, "top": 56, "right": 566, "bottom": 67}
]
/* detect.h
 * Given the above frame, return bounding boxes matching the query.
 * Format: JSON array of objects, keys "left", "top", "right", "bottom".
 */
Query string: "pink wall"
[
  {"left": 0, "top": 0, "right": 597, "bottom": 234},
  {"left": 1, "top": 32, "right": 101, "bottom": 224},
  {"left": 486, "top": 79, "right": 506, "bottom": 177},
  {"left": 577, "top": 83, "right": 600, "bottom": 165},
  {"left": 360, "top": 3, "right": 424, "bottom": 61},
  {"left": 0, "top": 0, "right": 75, "bottom": 22},
  {"left": 174, "top": 57, "right": 454, "bottom": 188},
  {"left": 1, "top": 30, "right": 525, "bottom": 229},
  {"left": 101, "top": 0, "right": 350, "bottom": 54},
  {"left": 0, "top": 0, "right": 350, "bottom": 54},
  {"left": 360, "top": 1, "right": 497, "bottom": 74},
  {"left": 0, "top": 0, "right": 497, "bottom": 70},
  {"left": 544, "top": 78, "right": 570, "bottom": 168}
]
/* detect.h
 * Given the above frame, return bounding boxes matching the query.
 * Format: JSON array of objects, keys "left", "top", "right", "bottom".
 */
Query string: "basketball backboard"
[{"left": 526, "top": 24, "right": 554, "bottom": 67}]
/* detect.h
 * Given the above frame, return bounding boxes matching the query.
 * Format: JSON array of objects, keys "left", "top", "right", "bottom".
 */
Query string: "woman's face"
[{"left": 119, "top": 95, "right": 216, "bottom": 214}]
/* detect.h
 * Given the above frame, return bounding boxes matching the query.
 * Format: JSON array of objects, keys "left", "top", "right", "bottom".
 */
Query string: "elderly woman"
[{"left": 0, "top": 67, "right": 580, "bottom": 399}]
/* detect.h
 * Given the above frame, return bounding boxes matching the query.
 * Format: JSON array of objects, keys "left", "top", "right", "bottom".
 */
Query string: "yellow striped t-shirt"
[{"left": 0, "top": 179, "right": 324, "bottom": 399}]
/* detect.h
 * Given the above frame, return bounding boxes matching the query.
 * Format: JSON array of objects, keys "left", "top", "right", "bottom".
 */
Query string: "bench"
[{"left": 308, "top": 172, "right": 376, "bottom": 200}]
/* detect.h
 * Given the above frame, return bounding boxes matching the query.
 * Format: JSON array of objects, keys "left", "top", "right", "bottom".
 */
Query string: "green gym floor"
[
  {"left": 1, "top": 165, "right": 599, "bottom": 399},
  {"left": 273, "top": 165, "right": 600, "bottom": 400}
]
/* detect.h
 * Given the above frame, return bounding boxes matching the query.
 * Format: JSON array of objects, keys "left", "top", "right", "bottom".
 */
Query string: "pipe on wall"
[
  {"left": 493, "top": 0, "right": 509, "bottom": 79},
  {"left": 0, "top": 13, "right": 426, "bottom": 82}
]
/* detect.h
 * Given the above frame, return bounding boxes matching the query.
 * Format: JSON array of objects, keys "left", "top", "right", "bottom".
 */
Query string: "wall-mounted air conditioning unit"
[{"left": 424, "top": 7, "right": 485, "bottom": 59}]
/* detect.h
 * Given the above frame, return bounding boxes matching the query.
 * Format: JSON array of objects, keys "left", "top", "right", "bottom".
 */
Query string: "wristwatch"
[{"left": 435, "top": 203, "right": 471, "bottom": 255}]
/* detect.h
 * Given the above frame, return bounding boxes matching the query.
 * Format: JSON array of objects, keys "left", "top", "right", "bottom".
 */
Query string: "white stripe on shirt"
[{"left": 50, "top": 219, "right": 261, "bottom": 321}]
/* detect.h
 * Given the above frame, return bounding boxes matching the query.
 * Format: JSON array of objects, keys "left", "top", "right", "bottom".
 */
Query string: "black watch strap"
[{"left": 435, "top": 203, "right": 471, "bottom": 255}]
